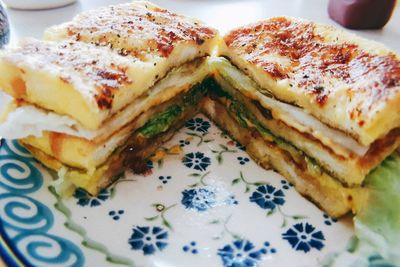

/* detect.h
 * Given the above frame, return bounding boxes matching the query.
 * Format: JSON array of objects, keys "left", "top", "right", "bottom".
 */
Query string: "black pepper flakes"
[
  {"left": 196, "top": 38, "right": 204, "bottom": 45},
  {"left": 252, "top": 100, "right": 273, "bottom": 120},
  {"left": 314, "top": 85, "right": 324, "bottom": 92}
]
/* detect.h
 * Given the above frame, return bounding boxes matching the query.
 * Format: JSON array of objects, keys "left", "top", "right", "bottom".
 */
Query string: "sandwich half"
[
  {"left": 0, "top": 6, "right": 399, "bottom": 219},
  {"left": 0, "top": 1, "right": 218, "bottom": 195},
  {"left": 205, "top": 17, "right": 400, "bottom": 217}
]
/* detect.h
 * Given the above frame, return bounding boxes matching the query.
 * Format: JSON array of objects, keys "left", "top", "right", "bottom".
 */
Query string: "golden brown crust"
[
  {"left": 221, "top": 17, "right": 400, "bottom": 145},
  {"left": 224, "top": 17, "right": 400, "bottom": 108},
  {"left": 213, "top": 72, "right": 400, "bottom": 185},
  {"left": 46, "top": 1, "right": 217, "bottom": 59},
  {"left": 10, "top": 40, "right": 133, "bottom": 110},
  {"left": 20, "top": 106, "right": 197, "bottom": 195},
  {"left": 200, "top": 97, "right": 364, "bottom": 217},
  {"left": 0, "top": 2, "right": 218, "bottom": 130}
]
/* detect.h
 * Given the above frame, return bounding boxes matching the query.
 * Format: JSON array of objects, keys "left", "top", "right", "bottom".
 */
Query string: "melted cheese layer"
[{"left": 211, "top": 57, "right": 369, "bottom": 158}]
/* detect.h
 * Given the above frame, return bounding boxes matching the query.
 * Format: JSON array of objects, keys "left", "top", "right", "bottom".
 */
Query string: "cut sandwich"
[
  {"left": 0, "top": 4, "right": 399, "bottom": 220},
  {"left": 208, "top": 17, "right": 400, "bottom": 217},
  {"left": 1, "top": 1, "right": 218, "bottom": 130},
  {"left": 0, "top": 2, "right": 218, "bottom": 195}
]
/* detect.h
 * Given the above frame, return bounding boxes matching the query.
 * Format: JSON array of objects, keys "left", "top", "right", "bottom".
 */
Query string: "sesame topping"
[
  {"left": 61, "top": 2, "right": 216, "bottom": 58},
  {"left": 13, "top": 40, "right": 133, "bottom": 110},
  {"left": 224, "top": 17, "right": 400, "bottom": 117}
]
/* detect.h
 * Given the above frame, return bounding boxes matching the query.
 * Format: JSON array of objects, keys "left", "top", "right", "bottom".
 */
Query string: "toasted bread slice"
[
  {"left": 0, "top": 2, "right": 218, "bottom": 130},
  {"left": 201, "top": 96, "right": 365, "bottom": 218},
  {"left": 22, "top": 104, "right": 198, "bottom": 196},
  {"left": 220, "top": 16, "right": 400, "bottom": 146},
  {"left": 211, "top": 57, "right": 400, "bottom": 185},
  {"left": 44, "top": 1, "right": 218, "bottom": 61},
  {"left": 18, "top": 61, "right": 210, "bottom": 171},
  {"left": 0, "top": 39, "right": 159, "bottom": 130}
]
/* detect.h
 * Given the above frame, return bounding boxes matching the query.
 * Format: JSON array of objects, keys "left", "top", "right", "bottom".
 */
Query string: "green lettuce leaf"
[
  {"left": 137, "top": 105, "right": 183, "bottom": 138},
  {"left": 323, "top": 153, "right": 400, "bottom": 267}
]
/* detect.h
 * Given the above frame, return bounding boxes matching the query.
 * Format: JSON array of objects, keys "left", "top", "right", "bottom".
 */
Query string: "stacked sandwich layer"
[
  {"left": 203, "top": 17, "right": 400, "bottom": 217},
  {"left": 0, "top": 2, "right": 218, "bottom": 195},
  {"left": 0, "top": 4, "right": 399, "bottom": 218}
]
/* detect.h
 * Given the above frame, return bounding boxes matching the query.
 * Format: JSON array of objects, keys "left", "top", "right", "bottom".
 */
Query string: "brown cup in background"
[{"left": 328, "top": 0, "right": 397, "bottom": 29}]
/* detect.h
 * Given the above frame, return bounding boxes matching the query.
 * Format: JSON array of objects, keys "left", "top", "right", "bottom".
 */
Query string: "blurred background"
[{"left": 1, "top": 0, "right": 399, "bottom": 51}]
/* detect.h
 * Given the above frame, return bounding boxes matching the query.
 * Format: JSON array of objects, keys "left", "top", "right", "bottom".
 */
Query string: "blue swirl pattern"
[
  {"left": 2, "top": 140, "right": 35, "bottom": 160},
  {"left": 0, "top": 155, "right": 43, "bottom": 194},
  {"left": 0, "top": 139, "right": 85, "bottom": 266},
  {"left": 0, "top": 193, "right": 53, "bottom": 232},
  {"left": 13, "top": 233, "right": 83, "bottom": 267}
]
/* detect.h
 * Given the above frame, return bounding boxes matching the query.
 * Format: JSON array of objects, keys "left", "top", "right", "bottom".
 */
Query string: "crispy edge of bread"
[{"left": 201, "top": 96, "right": 366, "bottom": 218}]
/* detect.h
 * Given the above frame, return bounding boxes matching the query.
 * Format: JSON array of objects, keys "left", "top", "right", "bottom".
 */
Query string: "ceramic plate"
[
  {"left": 2, "top": 0, "right": 76, "bottom": 10},
  {"left": 0, "top": 114, "right": 354, "bottom": 267}
]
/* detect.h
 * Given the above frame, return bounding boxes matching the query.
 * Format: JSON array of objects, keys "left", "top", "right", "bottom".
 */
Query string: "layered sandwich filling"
[
  {"left": 25, "top": 78, "right": 211, "bottom": 195},
  {"left": 0, "top": 2, "right": 219, "bottom": 195},
  {"left": 0, "top": 1, "right": 218, "bottom": 130},
  {"left": 212, "top": 57, "right": 400, "bottom": 186},
  {"left": 220, "top": 17, "right": 400, "bottom": 146},
  {"left": 1, "top": 59, "right": 209, "bottom": 169},
  {"left": 0, "top": 59, "right": 211, "bottom": 194},
  {"left": 201, "top": 93, "right": 363, "bottom": 217},
  {"left": 0, "top": 6, "right": 399, "bottom": 220}
]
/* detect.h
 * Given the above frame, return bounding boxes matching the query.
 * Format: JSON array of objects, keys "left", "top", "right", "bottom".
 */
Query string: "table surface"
[{"left": 5, "top": 0, "right": 400, "bottom": 52}]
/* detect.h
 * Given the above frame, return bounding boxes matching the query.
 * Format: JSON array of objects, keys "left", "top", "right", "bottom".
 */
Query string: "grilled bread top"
[
  {"left": 44, "top": 1, "right": 218, "bottom": 61},
  {"left": 220, "top": 16, "right": 400, "bottom": 146},
  {"left": 0, "top": 39, "right": 154, "bottom": 130},
  {"left": 0, "top": 1, "right": 217, "bottom": 130}
]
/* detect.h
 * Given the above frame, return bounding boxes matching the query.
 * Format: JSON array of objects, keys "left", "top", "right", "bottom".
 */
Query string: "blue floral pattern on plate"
[
  {"left": 109, "top": 210, "right": 125, "bottom": 220},
  {"left": 218, "top": 240, "right": 266, "bottom": 267},
  {"left": 249, "top": 184, "right": 285, "bottom": 210},
  {"left": 183, "top": 241, "right": 199, "bottom": 254},
  {"left": 179, "top": 139, "right": 191, "bottom": 147},
  {"left": 185, "top": 117, "right": 211, "bottom": 133},
  {"left": 73, "top": 188, "right": 110, "bottom": 207},
  {"left": 282, "top": 222, "right": 325, "bottom": 252},
  {"left": 0, "top": 115, "right": 354, "bottom": 266},
  {"left": 158, "top": 175, "right": 172, "bottom": 184},
  {"left": 323, "top": 213, "right": 338, "bottom": 226},
  {"left": 182, "top": 152, "right": 211, "bottom": 171},
  {"left": 128, "top": 226, "right": 168, "bottom": 255},
  {"left": 181, "top": 188, "right": 216, "bottom": 212},
  {"left": 237, "top": 156, "right": 250, "bottom": 165}
]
